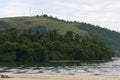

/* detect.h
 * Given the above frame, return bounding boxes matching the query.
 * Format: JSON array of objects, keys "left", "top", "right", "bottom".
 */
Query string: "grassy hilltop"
[{"left": 0, "top": 14, "right": 120, "bottom": 51}]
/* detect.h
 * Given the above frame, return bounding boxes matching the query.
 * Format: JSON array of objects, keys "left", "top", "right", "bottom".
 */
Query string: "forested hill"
[
  {"left": 0, "top": 28, "right": 113, "bottom": 62},
  {"left": 76, "top": 23, "right": 120, "bottom": 50},
  {"left": 0, "top": 14, "right": 120, "bottom": 51}
]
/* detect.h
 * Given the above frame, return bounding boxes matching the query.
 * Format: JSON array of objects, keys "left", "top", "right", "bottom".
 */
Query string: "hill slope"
[
  {"left": 76, "top": 23, "right": 120, "bottom": 50},
  {"left": 0, "top": 16, "right": 88, "bottom": 36},
  {"left": 0, "top": 15, "right": 120, "bottom": 51}
]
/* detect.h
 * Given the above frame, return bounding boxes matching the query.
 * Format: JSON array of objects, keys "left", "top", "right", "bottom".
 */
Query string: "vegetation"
[
  {"left": 0, "top": 28, "right": 113, "bottom": 62},
  {"left": 0, "top": 21, "right": 12, "bottom": 28},
  {"left": 76, "top": 23, "right": 120, "bottom": 50},
  {"left": 0, "top": 15, "right": 88, "bottom": 36},
  {"left": 0, "top": 15, "right": 120, "bottom": 52}
]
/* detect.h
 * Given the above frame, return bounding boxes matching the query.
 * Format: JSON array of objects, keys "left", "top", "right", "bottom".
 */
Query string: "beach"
[{"left": 1, "top": 74, "right": 120, "bottom": 80}]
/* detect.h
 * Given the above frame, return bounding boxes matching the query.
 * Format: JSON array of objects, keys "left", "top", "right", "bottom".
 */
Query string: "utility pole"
[
  {"left": 41, "top": 10, "right": 43, "bottom": 15},
  {"left": 23, "top": 11, "right": 25, "bottom": 16},
  {"left": 29, "top": 8, "right": 31, "bottom": 16}
]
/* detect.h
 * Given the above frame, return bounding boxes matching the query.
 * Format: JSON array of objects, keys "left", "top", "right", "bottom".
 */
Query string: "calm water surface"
[{"left": 0, "top": 58, "right": 120, "bottom": 75}]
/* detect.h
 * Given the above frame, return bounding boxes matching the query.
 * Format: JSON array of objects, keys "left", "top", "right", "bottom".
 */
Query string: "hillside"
[
  {"left": 76, "top": 23, "right": 120, "bottom": 50},
  {"left": 0, "top": 15, "right": 120, "bottom": 51},
  {"left": 0, "top": 15, "right": 88, "bottom": 36}
]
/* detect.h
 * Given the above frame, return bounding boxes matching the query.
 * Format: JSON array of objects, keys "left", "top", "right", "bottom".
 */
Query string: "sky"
[{"left": 0, "top": 0, "right": 120, "bottom": 32}]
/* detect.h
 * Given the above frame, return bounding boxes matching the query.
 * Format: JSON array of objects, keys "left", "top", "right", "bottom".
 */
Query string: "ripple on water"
[{"left": 0, "top": 58, "right": 120, "bottom": 75}]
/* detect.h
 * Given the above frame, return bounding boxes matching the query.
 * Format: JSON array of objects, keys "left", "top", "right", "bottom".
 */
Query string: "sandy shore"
[{"left": 1, "top": 73, "right": 120, "bottom": 80}]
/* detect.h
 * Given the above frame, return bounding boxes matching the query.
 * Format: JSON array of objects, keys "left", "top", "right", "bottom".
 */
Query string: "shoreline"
[
  {"left": 1, "top": 73, "right": 120, "bottom": 80},
  {"left": 49, "top": 59, "right": 114, "bottom": 63}
]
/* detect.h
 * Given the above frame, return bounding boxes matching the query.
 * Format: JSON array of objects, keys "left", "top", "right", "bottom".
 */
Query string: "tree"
[
  {"left": 64, "top": 31, "right": 74, "bottom": 41},
  {"left": 16, "top": 44, "right": 35, "bottom": 62},
  {"left": 0, "top": 28, "right": 114, "bottom": 62},
  {"left": 0, "top": 41, "right": 18, "bottom": 61}
]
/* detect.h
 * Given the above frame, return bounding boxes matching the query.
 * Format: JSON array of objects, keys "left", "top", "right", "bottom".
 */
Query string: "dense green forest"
[
  {"left": 76, "top": 23, "right": 120, "bottom": 50},
  {"left": 0, "top": 28, "right": 113, "bottom": 62},
  {"left": 0, "top": 15, "right": 120, "bottom": 52}
]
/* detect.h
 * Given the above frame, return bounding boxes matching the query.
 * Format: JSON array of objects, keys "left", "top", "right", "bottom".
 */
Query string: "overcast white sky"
[{"left": 0, "top": 0, "right": 120, "bottom": 32}]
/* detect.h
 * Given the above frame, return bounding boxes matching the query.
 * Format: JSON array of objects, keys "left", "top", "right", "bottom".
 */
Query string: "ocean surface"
[{"left": 0, "top": 58, "right": 120, "bottom": 75}]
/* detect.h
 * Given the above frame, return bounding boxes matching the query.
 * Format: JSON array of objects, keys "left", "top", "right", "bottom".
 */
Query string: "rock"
[{"left": 0, "top": 74, "right": 10, "bottom": 78}]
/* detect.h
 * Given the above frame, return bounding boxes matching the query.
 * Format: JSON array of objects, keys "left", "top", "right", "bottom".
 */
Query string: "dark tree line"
[
  {"left": 0, "top": 28, "right": 113, "bottom": 62},
  {"left": 76, "top": 23, "right": 120, "bottom": 50}
]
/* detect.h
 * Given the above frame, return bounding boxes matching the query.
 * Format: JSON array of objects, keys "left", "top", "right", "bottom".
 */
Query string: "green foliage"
[
  {"left": 0, "top": 15, "right": 88, "bottom": 36},
  {"left": 0, "top": 41, "right": 18, "bottom": 61},
  {"left": 0, "top": 28, "right": 113, "bottom": 62},
  {"left": 0, "top": 21, "right": 12, "bottom": 28},
  {"left": 0, "top": 15, "right": 119, "bottom": 51},
  {"left": 76, "top": 23, "right": 120, "bottom": 50}
]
